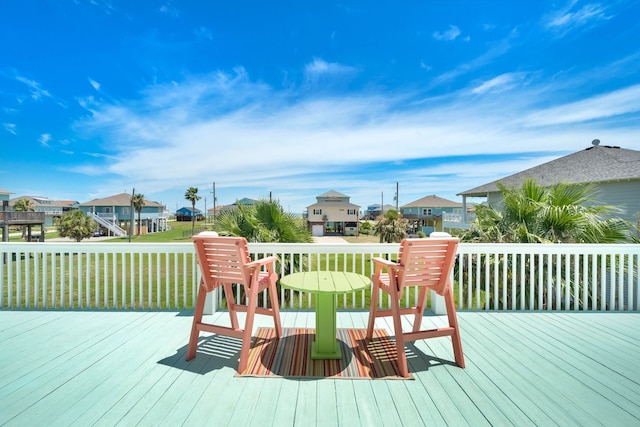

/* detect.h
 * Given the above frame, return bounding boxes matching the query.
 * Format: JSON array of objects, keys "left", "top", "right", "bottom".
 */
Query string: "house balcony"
[
  {"left": 1, "top": 241, "right": 639, "bottom": 425},
  {"left": 442, "top": 212, "right": 477, "bottom": 231},
  {"left": 0, "top": 211, "right": 46, "bottom": 226}
]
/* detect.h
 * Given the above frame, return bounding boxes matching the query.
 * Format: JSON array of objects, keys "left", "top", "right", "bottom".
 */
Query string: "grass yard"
[{"left": 104, "top": 220, "right": 204, "bottom": 243}]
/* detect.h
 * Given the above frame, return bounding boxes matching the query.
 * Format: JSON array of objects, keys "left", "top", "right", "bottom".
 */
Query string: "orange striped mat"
[{"left": 237, "top": 327, "right": 411, "bottom": 379}]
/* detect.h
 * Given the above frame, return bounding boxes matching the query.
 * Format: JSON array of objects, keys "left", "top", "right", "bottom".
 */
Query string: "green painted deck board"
[
  {"left": 1, "top": 311, "right": 639, "bottom": 426},
  {"left": 483, "top": 312, "right": 640, "bottom": 423}
]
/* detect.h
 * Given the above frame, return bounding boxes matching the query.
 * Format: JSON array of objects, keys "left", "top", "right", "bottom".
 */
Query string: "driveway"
[{"left": 312, "top": 236, "right": 349, "bottom": 244}]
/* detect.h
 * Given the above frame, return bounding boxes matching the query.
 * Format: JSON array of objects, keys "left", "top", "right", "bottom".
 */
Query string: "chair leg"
[
  {"left": 237, "top": 287, "right": 258, "bottom": 374},
  {"left": 223, "top": 283, "right": 240, "bottom": 330},
  {"left": 390, "top": 293, "right": 409, "bottom": 378},
  {"left": 444, "top": 288, "right": 465, "bottom": 368},
  {"left": 268, "top": 276, "right": 282, "bottom": 337},
  {"left": 186, "top": 281, "right": 207, "bottom": 361},
  {"left": 412, "top": 287, "right": 428, "bottom": 333},
  {"left": 366, "top": 280, "right": 380, "bottom": 339}
]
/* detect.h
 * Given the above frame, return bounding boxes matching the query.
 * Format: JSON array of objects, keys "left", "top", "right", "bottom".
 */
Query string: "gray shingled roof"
[
  {"left": 307, "top": 200, "right": 360, "bottom": 209},
  {"left": 317, "top": 190, "right": 350, "bottom": 198},
  {"left": 402, "top": 194, "right": 462, "bottom": 208},
  {"left": 79, "top": 193, "right": 163, "bottom": 207},
  {"left": 458, "top": 145, "right": 640, "bottom": 197},
  {"left": 10, "top": 196, "right": 78, "bottom": 208}
]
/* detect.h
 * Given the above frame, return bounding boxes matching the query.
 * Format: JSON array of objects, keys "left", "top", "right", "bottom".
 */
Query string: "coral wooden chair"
[
  {"left": 366, "top": 237, "right": 464, "bottom": 377},
  {"left": 186, "top": 234, "right": 282, "bottom": 373}
]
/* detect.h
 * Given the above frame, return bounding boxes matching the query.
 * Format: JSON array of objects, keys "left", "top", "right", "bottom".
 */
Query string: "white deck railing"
[{"left": 1, "top": 242, "right": 638, "bottom": 312}]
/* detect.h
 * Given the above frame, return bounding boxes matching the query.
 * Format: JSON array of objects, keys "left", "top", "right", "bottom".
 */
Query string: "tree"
[
  {"left": 373, "top": 209, "right": 408, "bottom": 243},
  {"left": 184, "top": 187, "right": 201, "bottom": 236},
  {"left": 58, "top": 210, "right": 96, "bottom": 242},
  {"left": 214, "top": 198, "right": 312, "bottom": 243},
  {"left": 131, "top": 193, "right": 145, "bottom": 236},
  {"left": 14, "top": 198, "right": 35, "bottom": 212}
]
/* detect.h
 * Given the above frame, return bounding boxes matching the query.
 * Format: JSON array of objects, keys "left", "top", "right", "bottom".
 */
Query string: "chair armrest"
[
  {"left": 371, "top": 257, "right": 403, "bottom": 277},
  {"left": 246, "top": 256, "right": 278, "bottom": 270},
  {"left": 371, "top": 257, "right": 398, "bottom": 268}
]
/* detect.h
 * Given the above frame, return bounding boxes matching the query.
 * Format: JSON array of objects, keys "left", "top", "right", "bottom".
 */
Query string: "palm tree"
[
  {"left": 131, "top": 193, "right": 145, "bottom": 236},
  {"left": 373, "top": 209, "right": 408, "bottom": 243},
  {"left": 184, "top": 187, "right": 201, "bottom": 236},
  {"left": 58, "top": 210, "right": 96, "bottom": 242},
  {"left": 13, "top": 198, "right": 35, "bottom": 212}
]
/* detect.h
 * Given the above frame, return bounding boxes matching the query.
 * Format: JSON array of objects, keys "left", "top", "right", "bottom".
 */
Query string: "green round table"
[{"left": 280, "top": 271, "right": 371, "bottom": 359}]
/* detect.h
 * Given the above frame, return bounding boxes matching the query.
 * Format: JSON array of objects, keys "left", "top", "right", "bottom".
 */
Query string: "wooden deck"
[{"left": 1, "top": 310, "right": 639, "bottom": 426}]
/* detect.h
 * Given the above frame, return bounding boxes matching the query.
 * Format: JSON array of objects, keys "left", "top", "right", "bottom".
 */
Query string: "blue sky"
[{"left": 2, "top": 1, "right": 640, "bottom": 214}]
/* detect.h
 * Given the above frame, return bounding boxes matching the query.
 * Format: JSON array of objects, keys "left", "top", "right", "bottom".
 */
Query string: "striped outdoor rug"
[{"left": 238, "top": 327, "right": 411, "bottom": 379}]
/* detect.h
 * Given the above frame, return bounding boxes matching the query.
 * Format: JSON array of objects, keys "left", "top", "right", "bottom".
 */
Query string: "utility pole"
[
  {"left": 211, "top": 182, "right": 217, "bottom": 223},
  {"left": 204, "top": 197, "right": 207, "bottom": 224},
  {"left": 129, "top": 188, "right": 134, "bottom": 243},
  {"left": 395, "top": 181, "right": 399, "bottom": 211}
]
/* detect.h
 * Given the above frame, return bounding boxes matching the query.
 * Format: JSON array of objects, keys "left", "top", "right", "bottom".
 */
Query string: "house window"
[
  {"left": 122, "top": 207, "right": 129, "bottom": 215},
  {"left": 313, "top": 209, "right": 322, "bottom": 215},
  {"left": 347, "top": 209, "right": 356, "bottom": 215},
  {"left": 422, "top": 208, "right": 432, "bottom": 215}
]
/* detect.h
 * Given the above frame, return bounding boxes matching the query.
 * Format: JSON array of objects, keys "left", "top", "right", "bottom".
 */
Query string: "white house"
[{"left": 306, "top": 190, "right": 360, "bottom": 236}]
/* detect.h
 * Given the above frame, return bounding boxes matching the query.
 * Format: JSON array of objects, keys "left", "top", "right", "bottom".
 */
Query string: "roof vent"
[{"left": 592, "top": 139, "right": 600, "bottom": 146}]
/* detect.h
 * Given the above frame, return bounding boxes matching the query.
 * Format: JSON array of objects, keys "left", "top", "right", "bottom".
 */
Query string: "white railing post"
[
  {"left": 203, "top": 290, "right": 216, "bottom": 315},
  {"left": 430, "top": 290, "right": 446, "bottom": 314},
  {"left": 429, "top": 231, "right": 450, "bottom": 315}
]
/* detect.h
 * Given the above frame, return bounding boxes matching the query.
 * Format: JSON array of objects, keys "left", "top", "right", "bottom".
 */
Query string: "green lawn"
[{"left": 104, "top": 220, "right": 207, "bottom": 243}]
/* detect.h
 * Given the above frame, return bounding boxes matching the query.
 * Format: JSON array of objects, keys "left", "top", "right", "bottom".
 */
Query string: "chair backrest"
[
  {"left": 396, "top": 237, "right": 459, "bottom": 295},
  {"left": 192, "top": 235, "right": 252, "bottom": 289}
]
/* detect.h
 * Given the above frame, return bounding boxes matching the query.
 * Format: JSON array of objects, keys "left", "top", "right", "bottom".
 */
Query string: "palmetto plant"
[
  {"left": 373, "top": 209, "right": 408, "bottom": 243},
  {"left": 212, "top": 198, "right": 313, "bottom": 305},
  {"left": 458, "top": 179, "right": 636, "bottom": 309},
  {"left": 58, "top": 210, "right": 96, "bottom": 242}
]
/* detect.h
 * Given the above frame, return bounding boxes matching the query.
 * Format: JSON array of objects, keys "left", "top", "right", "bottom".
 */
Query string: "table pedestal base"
[{"left": 311, "top": 293, "right": 342, "bottom": 359}]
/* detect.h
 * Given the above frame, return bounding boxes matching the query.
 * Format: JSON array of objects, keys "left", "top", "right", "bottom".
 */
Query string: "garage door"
[{"left": 312, "top": 225, "right": 324, "bottom": 236}]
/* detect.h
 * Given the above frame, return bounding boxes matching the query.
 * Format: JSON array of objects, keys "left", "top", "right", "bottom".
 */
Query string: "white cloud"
[
  {"left": 471, "top": 73, "right": 525, "bottom": 95},
  {"left": 433, "top": 25, "right": 461, "bottom": 41},
  {"left": 433, "top": 34, "right": 515, "bottom": 85},
  {"left": 15, "top": 74, "right": 51, "bottom": 100},
  {"left": 304, "top": 58, "right": 357, "bottom": 79},
  {"left": 70, "top": 66, "right": 640, "bottom": 212},
  {"left": 88, "top": 78, "right": 101, "bottom": 91},
  {"left": 39, "top": 133, "right": 52, "bottom": 147},
  {"left": 194, "top": 26, "right": 213, "bottom": 41},
  {"left": 543, "top": 1, "right": 610, "bottom": 35},
  {"left": 159, "top": 2, "right": 180, "bottom": 17},
  {"left": 3, "top": 123, "right": 17, "bottom": 135},
  {"left": 524, "top": 84, "right": 640, "bottom": 126}
]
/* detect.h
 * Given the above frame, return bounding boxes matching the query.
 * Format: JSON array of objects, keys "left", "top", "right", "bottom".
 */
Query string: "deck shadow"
[{"left": 158, "top": 334, "right": 242, "bottom": 375}]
